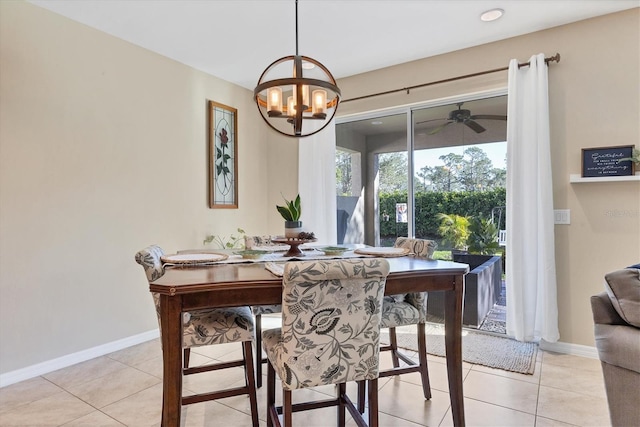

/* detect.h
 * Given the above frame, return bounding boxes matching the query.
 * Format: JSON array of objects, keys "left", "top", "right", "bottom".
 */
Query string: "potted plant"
[
  {"left": 436, "top": 213, "right": 470, "bottom": 256},
  {"left": 466, "top": 217, "right": 500, "bottom": 255},
  {"left": 276, "top": 194, "right": 303, "bottom": 238}
]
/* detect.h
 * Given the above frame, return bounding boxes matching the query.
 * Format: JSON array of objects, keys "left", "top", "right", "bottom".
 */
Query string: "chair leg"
[
  {"left": 242, "top": 341, "right": 260, "bottom": 427},
  {"left": 368, "top": 378, "right": 379, "bottom": 427},
  {"left": 337, "top": 383, "right": 347, "bottom": 427},
  {"left": 389, "top": 327, "right": 400, "bottom": 368},
  {"left": 183, "top": 348, "right": 190, "bottom": 369},
  {"left": 417, "top": 322, "right": 432, "bottom": 400},
  {"left": 283, "top": 389, "right": 293, "bottom": 427},
  {"left": 357, "top": 380, "right": 366, "bottom": 413},
  {"left": 267, "top": 360, "right": 277, "bottom": 427},
  {"left": 255, "top": 313, "right": 263, "bottom": 388}
]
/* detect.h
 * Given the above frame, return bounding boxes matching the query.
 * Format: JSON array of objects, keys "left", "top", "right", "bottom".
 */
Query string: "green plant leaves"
[
  {"left": 467, "top": 217, "right": 500, "bottom": 255},
  {"left": 276, "top": 205, "right": 294, "bottom": 221},
  {"left": 277, "top": 194, "right": 301, "bottom": 221}
]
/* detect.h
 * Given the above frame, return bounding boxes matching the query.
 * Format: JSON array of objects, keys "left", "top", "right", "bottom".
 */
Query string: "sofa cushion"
[{"left": 604, "top": 268, "right": 640, "bottom": 328}]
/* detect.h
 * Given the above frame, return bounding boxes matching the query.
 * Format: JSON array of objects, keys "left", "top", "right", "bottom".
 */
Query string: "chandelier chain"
[{"left": 295, "top": 0, "right": 299, "bottom": 56}]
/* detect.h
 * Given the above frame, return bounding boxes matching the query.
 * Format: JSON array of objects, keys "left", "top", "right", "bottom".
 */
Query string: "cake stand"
[{"left": 271, "top": 237, "right": 317, "bottom": 257}]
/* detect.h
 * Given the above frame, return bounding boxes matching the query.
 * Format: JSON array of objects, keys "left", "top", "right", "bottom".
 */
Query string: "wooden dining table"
[{"left": 149, "top": 255, "right": 469, "bottom": 427}]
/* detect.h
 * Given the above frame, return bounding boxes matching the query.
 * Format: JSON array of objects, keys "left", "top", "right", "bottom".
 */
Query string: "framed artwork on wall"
[
  {"left": 208, "top": 100, "right": 238, "bottom": 208},
  {"left": 581, "top": 145, "right": 635, "bottom": 178}
]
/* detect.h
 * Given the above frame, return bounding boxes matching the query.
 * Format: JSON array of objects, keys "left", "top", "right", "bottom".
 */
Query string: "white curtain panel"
[
  {"left": 298, "top": 121, "right": 337, "bottom": 245},
  {"left": 506, "top": 54, "right": 560, "bottom": 343}
]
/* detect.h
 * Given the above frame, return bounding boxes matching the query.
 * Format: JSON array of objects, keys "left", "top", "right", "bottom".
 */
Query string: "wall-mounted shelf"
[{"left": 570, "top": 174, "right": 640, "bottom": 183}]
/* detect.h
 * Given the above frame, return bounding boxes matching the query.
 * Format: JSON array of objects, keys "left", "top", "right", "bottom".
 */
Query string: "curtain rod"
[{"left": 341, "top": 53, "right": 560, "bottom": 103}]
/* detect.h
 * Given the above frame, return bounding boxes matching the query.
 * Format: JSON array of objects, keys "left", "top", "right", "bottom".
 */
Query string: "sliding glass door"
[
  {"left": 335, "top": 111, "right": 408, "bottom": 245},
  {"left": 335, "top": 94, "right": 507, "bottom": 251}
]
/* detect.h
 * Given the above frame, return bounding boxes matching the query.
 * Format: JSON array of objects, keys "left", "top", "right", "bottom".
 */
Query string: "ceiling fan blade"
[
  {"left": 464, "top": 119, "right": 486, "bottom": 133},
  {"left": 427, "top": 122, "right": 453, "bottom": 135},
  {"left": 469, "top": 114, "right": 507, "bottom": 121},
  {"left": 416, "top": 117, "right": 447, "bottom": 125}
]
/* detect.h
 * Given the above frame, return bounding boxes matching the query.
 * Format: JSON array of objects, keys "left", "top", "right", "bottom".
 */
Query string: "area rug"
[{"left": 381, "top": 323, "right": 538, "bottom": 375}]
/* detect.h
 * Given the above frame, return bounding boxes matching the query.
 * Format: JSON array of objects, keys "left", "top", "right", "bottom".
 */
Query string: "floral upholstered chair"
[
  {"left": 244, "top": 235, "right": 283, "bottom": 387},
  {"left": 262, "top": 258, "right": 389, "bottom": 427},
  {"left": 378, "top": 237, "right": 437, "bottom": 400},
  {"left": 134, "top": 245, "right": 259, "bottom": 426}
]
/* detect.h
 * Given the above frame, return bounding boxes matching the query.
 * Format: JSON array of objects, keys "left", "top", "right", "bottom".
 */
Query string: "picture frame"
[
  {"left": 581, "top": 145, "right": 635, "bottom": 178},
  {"left": 208, "top": 100, "right": 238, "bottom": 208}
]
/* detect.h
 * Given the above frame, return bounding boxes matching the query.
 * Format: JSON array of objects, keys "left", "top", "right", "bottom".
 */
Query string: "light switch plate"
[{"left": 554, "top": 209, "right": 571, "bottom": 224}]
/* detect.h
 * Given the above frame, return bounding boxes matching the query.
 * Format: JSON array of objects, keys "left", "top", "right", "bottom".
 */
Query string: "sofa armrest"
[
  {"left": 591, "top": 292, "right": 627, "bottom": 326},
  {"left": 594, "top": 323, "right": 640, "bottom": 373}
]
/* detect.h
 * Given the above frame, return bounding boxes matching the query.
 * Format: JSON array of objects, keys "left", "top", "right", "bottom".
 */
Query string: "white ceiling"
[{"left": 29, "top": 0, "right": 638, "bottom": 91}]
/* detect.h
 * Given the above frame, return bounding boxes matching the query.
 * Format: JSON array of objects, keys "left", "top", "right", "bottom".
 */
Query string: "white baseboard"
[
  {"left": 539, "top": 339, "right": 599, "bottom": 359},
  {"left": 0, "top": 329, "right": 160, "bottom": 388},
  {"left": 1, "top": 329, "right": 599, "bottom": 388}
]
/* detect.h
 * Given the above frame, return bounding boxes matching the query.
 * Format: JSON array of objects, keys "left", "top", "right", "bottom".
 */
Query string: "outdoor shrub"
[{"left": 379, "top": 188, "right": 506, "bottom": 245}]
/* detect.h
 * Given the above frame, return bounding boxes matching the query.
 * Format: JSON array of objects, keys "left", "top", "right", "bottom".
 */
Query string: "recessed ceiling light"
[
  {"left": 371, "top": 120, "right": 383, "bottom": 125},
  {"left": 480, "top": 8, "right": 504, "bottom": 22}
]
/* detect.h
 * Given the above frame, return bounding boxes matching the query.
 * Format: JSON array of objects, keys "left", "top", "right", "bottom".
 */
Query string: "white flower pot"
[{"left": 284, "top": 221, "right": 302, "bottom": 238}]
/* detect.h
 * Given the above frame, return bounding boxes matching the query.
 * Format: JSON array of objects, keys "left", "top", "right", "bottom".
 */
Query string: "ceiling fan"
[{"left": 417, "top": 102, "right": 507, "bottom": 135}]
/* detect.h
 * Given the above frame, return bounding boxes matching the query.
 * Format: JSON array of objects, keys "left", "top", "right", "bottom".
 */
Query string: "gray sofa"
[{"left": 591, "top": 267, "right": 640, "bottom": 427}]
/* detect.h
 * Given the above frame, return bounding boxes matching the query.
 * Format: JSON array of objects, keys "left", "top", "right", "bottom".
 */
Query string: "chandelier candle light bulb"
[
  {"left": 287, "top": 96, "right": 295, "bottom": 115},
  {"left": 312, "top": 89, "right": 327, "bottom": 117},
  {"left": 293, "top": 84, "right": 310, "bottom": 110},
  {"left": 267, "top": 87, "right": 283, "bottom": 116}
]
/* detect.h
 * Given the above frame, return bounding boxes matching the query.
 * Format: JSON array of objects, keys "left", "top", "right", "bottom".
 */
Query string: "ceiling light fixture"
[
  {"left": 480, "top": 8, "right": 504, "bottom": 22},
  {"left": 253, "top": 0, "right": 341, "bottom": 138}
]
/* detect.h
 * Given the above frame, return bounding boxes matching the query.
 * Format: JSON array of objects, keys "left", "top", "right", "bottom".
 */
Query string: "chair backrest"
[
  {"left": 134, "top": 245, "right": 165, "bottom": 326},
  {"left": 244, "top": 235, "right": 276, "bottom": 249},
  {"left": 134, "top": 245, "right": 165, "bottom": 282},
  {"left": 394, "top": 237, "right": 437, "bottom": 260},
  {"left": 392, "top": 238, "right": 433, "bottom": 320},
  {"left": 498, "top": 229, "right": 507, "bottom": 247},
  {"left": 277, "top": 258, "right": 389, "bottom": 389}
]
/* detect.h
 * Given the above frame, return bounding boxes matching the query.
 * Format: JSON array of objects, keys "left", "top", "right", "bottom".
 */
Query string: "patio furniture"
[{"left": 429, "top": 253, "right": 502, "bottom": 327}]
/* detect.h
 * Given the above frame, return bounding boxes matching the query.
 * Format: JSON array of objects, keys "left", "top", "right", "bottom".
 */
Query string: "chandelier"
[{"left": 253, "top": 0, "right": 341, "bottom": 138}]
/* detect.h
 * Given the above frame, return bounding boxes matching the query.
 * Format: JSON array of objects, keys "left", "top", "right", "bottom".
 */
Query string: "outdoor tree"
[
  {"left": 434, "top": 153, "right": 464, "bottom": 191},
  {"left": 378, "top": 152, "right": 408, "bottom": 193},
  {"left": 489, "top": 167, "right": 506, "bottom": 188},
  {"left": 427, "top": 165, "right": 456, "bottom": 192},
  {"left": 459, "top": 147, "right": 494, "bottom": 191},
  {"left": 416, "top": 166, "right": 432, "bottom": 191},
  {"left": 414, "top": 146, "right": 506, "bottom": 192},
  {"left": 335, "top": 150, "right": 352, "bottom": 196}
]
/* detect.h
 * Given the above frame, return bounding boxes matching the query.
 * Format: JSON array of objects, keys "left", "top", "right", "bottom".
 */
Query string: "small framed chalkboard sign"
[{"left": 581, "top": 145, "right": 636, "bottom": 177}]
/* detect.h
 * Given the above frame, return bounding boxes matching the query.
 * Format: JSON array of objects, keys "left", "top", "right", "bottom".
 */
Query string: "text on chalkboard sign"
[{"left": 581, "top": 145, "right": 635, "bottom": 177}]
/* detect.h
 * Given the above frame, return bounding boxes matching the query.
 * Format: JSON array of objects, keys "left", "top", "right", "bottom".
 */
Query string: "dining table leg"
[
  {"left": 444, "top": 274, "right": 466, "bottom": 427},
  {"left": 160, "top": 294, "right": 183, "bottom": 427}
]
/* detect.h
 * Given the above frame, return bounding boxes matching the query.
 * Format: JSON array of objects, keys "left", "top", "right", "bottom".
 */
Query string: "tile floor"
[{"left": 0, "top": 318, "right": 610, "bottom": 427}]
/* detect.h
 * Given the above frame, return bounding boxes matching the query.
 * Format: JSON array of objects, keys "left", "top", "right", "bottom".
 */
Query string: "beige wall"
[
  {"left": 337, "top": 9, "right": 640, "bottom": 347},
  {"left": 0, "top": 1, "right": 289, "bottom": 375}
]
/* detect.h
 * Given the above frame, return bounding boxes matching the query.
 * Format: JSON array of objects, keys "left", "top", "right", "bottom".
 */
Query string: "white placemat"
[
  {"left": 161, "top": 253, "right": 228, "bottom": 265},
  {"left": 354, "top": 247, "right": 411, "bottom": 257}
]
